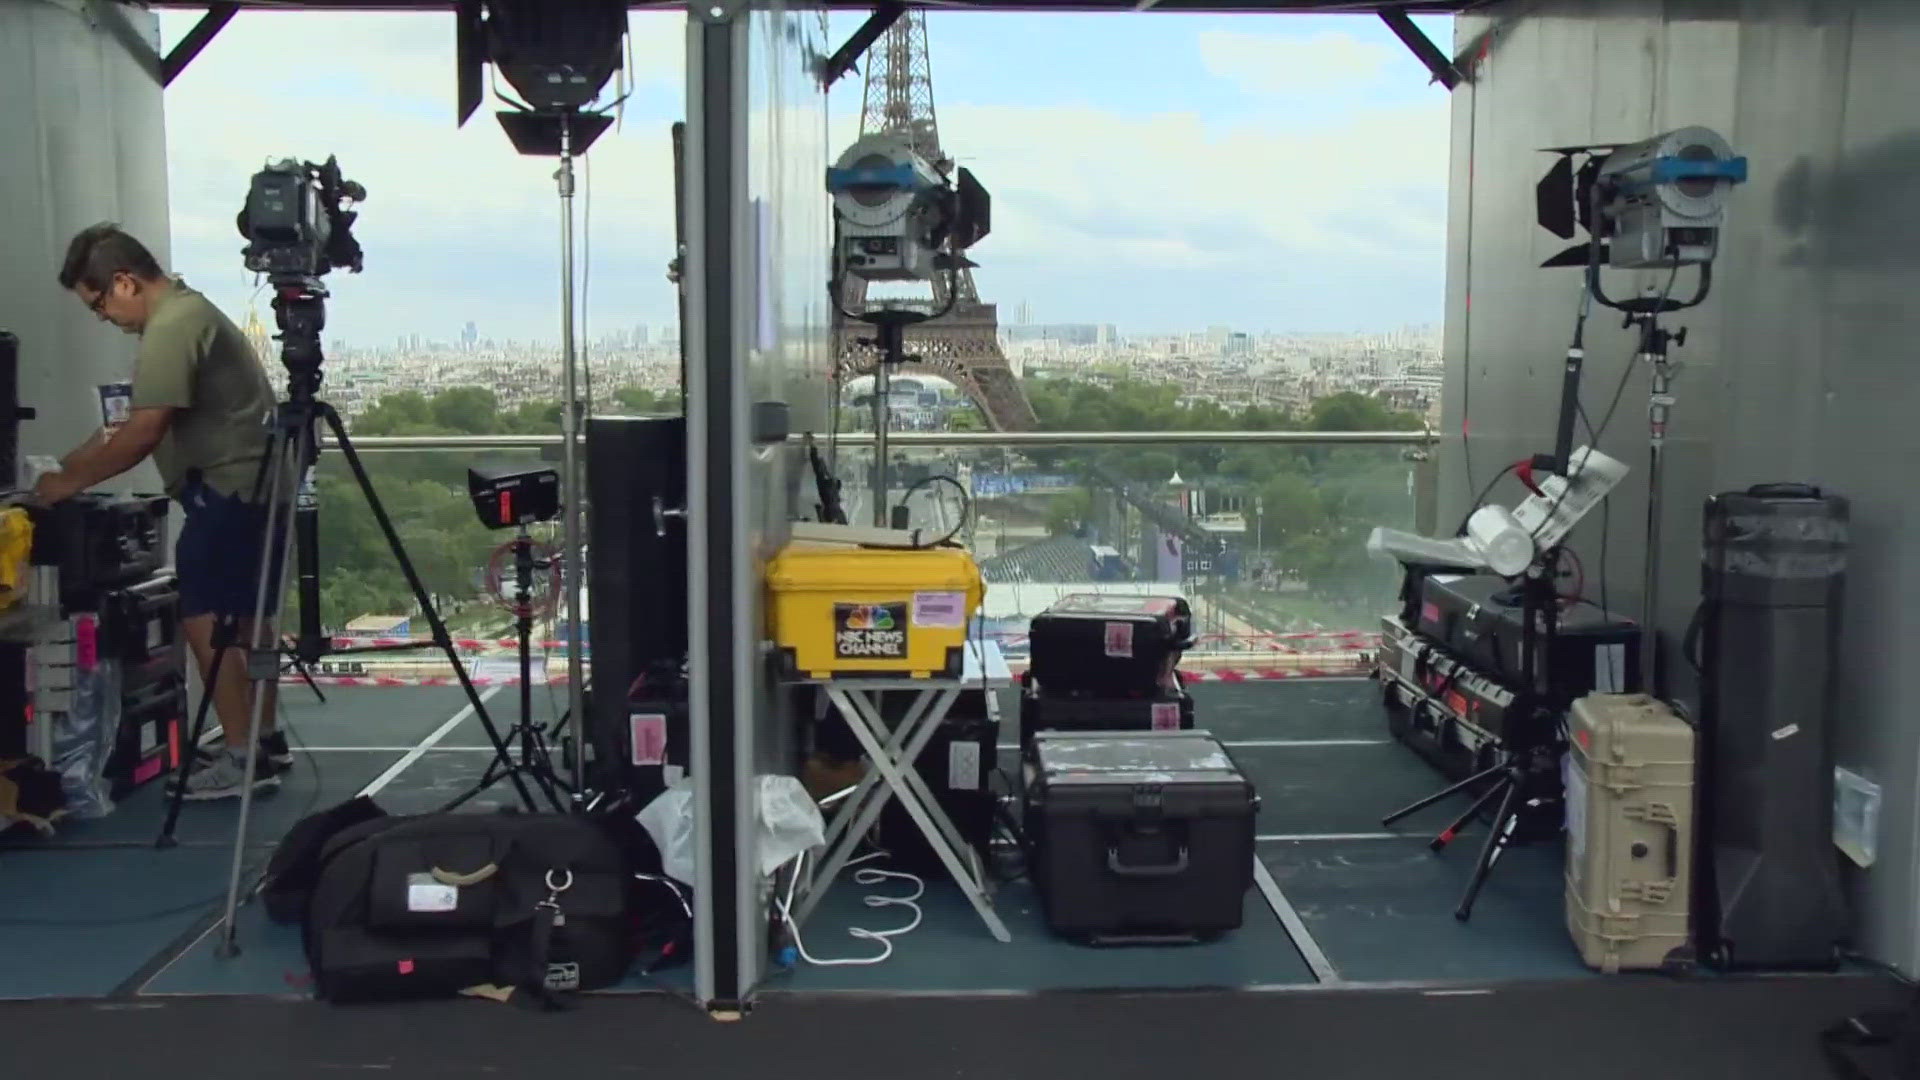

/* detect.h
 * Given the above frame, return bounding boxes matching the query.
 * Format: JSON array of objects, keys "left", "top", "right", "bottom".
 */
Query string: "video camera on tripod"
[
  {"left": 238, "top": 156, "right": 366, "bottom": 285},
  {"left": 167, "top": 155, "right": 540, "bottom": 961},
  {"left": 235, "top": 157, "right": 367, "bottom": 384}
]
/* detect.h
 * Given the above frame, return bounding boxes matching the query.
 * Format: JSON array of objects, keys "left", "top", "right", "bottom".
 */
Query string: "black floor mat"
[{"left": 0, "top": 975, "right": 1899, "bottom": 1079}]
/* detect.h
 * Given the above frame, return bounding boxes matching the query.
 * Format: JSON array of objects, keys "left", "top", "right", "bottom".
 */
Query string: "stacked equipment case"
[
  {"left": 27, "top": 494, "right": 182, "bottom": 802},
  {"left": 1021, "top": 593, "right": 1197, "bottom": 744},
  {"left": 1024, "top": 730, "right": 1258, "bottom": 944},
  {"left": 1017, "top": 595, "right": 1260, "bottom": 944}
]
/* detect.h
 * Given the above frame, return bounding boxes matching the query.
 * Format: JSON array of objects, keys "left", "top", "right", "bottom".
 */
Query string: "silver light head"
[{"left": 1595, "top": 126, "right": 1746, "bottom": 269}]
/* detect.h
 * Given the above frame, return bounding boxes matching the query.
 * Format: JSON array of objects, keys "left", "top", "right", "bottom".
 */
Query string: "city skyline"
[{"left": 157, "top": 8, "right": 1452, "bottom": 346}]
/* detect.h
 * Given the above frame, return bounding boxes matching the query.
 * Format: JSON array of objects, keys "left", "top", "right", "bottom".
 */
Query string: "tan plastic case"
[{"left": 1564, "top": 693, "right": 1697, "bottom": 973}]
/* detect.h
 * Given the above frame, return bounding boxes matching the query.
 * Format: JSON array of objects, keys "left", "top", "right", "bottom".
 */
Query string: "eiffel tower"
[{"left": 835, "top": 10, "right": 1037, "bottom": 432}]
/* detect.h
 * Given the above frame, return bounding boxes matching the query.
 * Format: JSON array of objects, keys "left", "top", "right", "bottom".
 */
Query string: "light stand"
[
  {"left": 1584, "top": 255, "right": 1706, "bottom": 699},
  {"left": 555, "top": 117, "right": 587, "bottom": 797},
  {"left": 858, "top": 311, "right": 922, "bottom": 527},
  {"left": 496, "top": 108, "right": 615, "bottom": 805},
  {"left": 444, "top": 523, "right": 566, "bottom": 812},
  {"left": 1632, "top": 310, "right": 1684, "bottom": 697},
  {"left": 163, "top": 282, "right": 534, "bottom": 957}
]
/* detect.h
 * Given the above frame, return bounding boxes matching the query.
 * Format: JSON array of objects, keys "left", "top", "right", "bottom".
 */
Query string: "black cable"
[
  {"left": 898, "top": 474, "right": 971, "bottom": 549},
  {"left": 1455, "top": 460, "right": 1519, "bottom": 536}
]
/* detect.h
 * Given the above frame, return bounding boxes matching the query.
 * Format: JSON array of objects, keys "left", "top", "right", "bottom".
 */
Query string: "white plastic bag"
[
  {"left": 634, "top": 775, "right": 826, "bottom": 886},
  {"left": 636, "top": 779, "right": 698, "bottom": 885},
  {"left": 755, "top": 775, "right": 825, "bottom": 877}
]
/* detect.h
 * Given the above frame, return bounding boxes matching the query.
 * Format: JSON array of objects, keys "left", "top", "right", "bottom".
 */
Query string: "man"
[{"left": 37, "top": 223, "right": 288, "bottom": 800}]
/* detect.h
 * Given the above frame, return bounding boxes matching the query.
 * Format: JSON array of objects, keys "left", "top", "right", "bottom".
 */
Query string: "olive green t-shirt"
[{"left": 129, "top": 280, "right": 275, "bottom": 499}]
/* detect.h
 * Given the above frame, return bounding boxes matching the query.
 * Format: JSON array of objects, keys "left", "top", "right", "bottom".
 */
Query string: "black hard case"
[
  {"left": 1414, "top": 573, "right": 1639, "bottom": 701},
  {"left": 1018, "top": 673, "right": 1195, "bottom": 749},
  {"left": 1023, "top": 730, "right": 1257, "bottom": 944},
  {"left": 1027, "top": 593, "right": 1194, "bottom": 695}
]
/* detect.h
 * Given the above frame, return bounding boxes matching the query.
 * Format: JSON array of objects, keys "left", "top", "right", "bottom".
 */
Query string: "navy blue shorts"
[{"left": 176, "top": 479, "right": 286, "bottom": 620}]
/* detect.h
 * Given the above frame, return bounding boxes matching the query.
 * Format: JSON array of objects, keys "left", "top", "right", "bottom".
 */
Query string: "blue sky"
[{"left": 157, "top": 8, "right": 1452, "bottom": 347}]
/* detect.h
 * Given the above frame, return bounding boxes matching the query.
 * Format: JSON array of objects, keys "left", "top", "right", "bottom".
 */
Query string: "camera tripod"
[
  {"left": 1381, "top": 556, "right": 1568, "bottom": 922},
  {"left": 441, "top": 524, "right": 569, "bottom": 813},
  {"left": 155, "top": 280, "right": 535, "bottom": 957}
]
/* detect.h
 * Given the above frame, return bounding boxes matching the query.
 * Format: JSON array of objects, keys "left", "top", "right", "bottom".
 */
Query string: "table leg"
[{"left": 821, "top": 685, "right": 1010, "bottom": 943}]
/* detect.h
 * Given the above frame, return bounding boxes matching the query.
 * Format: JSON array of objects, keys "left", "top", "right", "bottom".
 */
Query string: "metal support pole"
[
  {"left": 1641, "top": 340, "right": 1677, "bottom": 696},
  {"left": 871, "top": 360, "right": 891, "bottom": 526},
  {"left": 556, "top": 116, "right": 588, "bottom": 798}
]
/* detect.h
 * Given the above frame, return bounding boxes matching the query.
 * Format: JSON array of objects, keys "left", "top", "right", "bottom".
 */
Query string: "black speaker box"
[{"left": 586, "top": 416, "right": 688, "bottom": 784}]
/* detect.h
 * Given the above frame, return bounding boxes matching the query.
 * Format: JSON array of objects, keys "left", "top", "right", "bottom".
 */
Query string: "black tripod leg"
[
  {"left": 1381, "top": 757, "right": 1508, "bottom": 828},
  {"left": 284, "top": 643, "right": 326, "bottom": 703},
  {"left": 1430, "top": 771, "right": 1510, "bottom": 852},
  {"left": 155, "top": 616, "right": 237, "bottom": 847},
  {"left": 319, "top": 406, "right": 537, "bottom": 812},
  {"left": 157, "top": 420, "right": 288, "bottom": 848},
  {"left": 1454, "top": 769, "right": 1523, "bottom": 922}
]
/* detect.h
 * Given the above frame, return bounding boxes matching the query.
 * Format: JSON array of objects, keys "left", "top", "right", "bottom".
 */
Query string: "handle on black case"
[
  {"left": 1107, "top": 845, "right": 1189, "bottom": 878},
  {"left": 1746, "top": 482, "right": 1822, "bottom": 499}
]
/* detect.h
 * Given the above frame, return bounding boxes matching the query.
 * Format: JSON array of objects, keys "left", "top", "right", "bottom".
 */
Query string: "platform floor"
[{"left": 0, "top": 676, "right": 1853, "bottom": 1007}]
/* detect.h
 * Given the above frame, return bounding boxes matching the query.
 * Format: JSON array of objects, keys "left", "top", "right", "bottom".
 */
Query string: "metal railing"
[{"left": 322, "top": 428, "right": 1436, "bottom": 452}]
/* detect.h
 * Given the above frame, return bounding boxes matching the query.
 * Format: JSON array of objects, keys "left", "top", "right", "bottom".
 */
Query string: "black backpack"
[{"left": 301, "top": 811, "right": 633, "bottom": 1006}]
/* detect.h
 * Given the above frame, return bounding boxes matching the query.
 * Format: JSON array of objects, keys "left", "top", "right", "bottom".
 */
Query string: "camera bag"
[{"left": 302, "top": 811, "right": 633, "bottom": 1006}]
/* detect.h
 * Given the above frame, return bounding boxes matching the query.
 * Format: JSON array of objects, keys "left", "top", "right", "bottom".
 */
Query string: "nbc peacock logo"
[{"left": 842, "top": 605, "right": 896, "bottom": 632}]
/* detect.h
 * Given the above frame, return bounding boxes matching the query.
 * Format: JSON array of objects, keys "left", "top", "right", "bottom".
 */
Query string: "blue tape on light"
[
  {"left": 1648, "top": 155, "right": 1748, "bottom": 184},
  {"left": 826, "top": 163, "right": 919, "bottom": 192}
]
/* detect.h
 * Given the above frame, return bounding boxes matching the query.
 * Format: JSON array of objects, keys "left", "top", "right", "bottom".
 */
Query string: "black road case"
[
  {"left": 1027, "top": 593, "right": 1194, "bottom": 695},
  {"left": 1018, "top": 672, "right": 1195, "bottom": 749},
  {"left": 1024, "top": 730, "right": 1257, "bottom": 944}
]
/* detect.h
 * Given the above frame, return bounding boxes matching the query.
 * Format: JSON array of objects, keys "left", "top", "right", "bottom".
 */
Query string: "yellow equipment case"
[
  {"left": 766, "top": 539, "right": 984, "bottom": 680},
  {"left": 1564, "top": 692, "right": 1697, "bottom": 973}
]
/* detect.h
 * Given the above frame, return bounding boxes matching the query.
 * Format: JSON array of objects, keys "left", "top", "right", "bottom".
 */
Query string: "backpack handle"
[{"left": 430, "top": 863, "right": 498, "bottom": 887}]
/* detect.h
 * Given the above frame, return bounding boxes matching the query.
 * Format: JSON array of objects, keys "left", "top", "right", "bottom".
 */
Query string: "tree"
[{"left": 1019, "top": 375, "right": 1420, "bottom": 602}]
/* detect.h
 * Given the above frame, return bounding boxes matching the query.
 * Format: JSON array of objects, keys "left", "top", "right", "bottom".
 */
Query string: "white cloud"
[
  {"left": 933, "top": 97, "right": 1449, "bottom": 269},
  {"left": 1195, "top": 29, "right": 1395, "bottom": 96}
]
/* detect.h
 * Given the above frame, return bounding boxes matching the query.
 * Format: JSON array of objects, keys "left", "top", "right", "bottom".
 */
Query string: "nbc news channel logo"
[{"left": 834, "top": 602, "right": 908, "bottom": 659}]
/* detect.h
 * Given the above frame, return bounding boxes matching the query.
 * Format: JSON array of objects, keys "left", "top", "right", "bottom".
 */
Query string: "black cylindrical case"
[
  {"left": 0, "top": 331, "right": 20, "bottom": 489},
  {"left": 1696, "top": 483, "right": 1848, "bottom": 969}
]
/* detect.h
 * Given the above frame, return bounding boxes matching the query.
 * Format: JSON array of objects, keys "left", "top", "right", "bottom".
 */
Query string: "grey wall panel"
[
  {"left": 1444, "top": 0, "right": 1920, "bottom": 973},
  {"left": 0, "top": 0, "right": 168, "bottom": 492},
  {"left": 1817, "top": 0, "right": 1920, "bottom": 974}
]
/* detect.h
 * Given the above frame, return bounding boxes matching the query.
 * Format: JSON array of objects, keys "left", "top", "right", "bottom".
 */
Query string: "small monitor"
[{"left": 468, "top": 463, "right": 559, "bottom": 529}]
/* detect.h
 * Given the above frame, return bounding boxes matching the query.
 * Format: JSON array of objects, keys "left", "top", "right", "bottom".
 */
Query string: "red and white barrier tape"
[
  {"left": 281, "top": 674, "right": 574, "bottom": 688},
  {"left": 330, "top": 628, "right": 1378, "bottom": 655},
  {"left": 278, "top": 664, "right": 1372, "bottom": 688}
]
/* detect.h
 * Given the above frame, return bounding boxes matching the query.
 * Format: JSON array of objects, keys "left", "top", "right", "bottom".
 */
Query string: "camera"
[
  {"left": 236, "top": 156, "right": 367, "bottom": 283},
  {"left": 469, "top": 463, "right": 560, "bottom": 530},
  {"left": 827, "top": 132, "right": 990, "bottom": 284}
]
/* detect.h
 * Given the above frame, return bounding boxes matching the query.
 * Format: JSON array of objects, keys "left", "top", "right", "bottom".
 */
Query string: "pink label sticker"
[
  {"left": 631, "top": 713, "right": 668, "bottom": 767},
  {"left": 397, "top": 959, "right": 415, "bottom": 975},
  {"left": 1103, "top": 621, "right": 1134, "bottom": 658},
  {"left": 75, "top": 616, "right": 98, "bottom": 671},
  {"left": 1151, "top": 702, "right": 1181, "bottom": 730}
]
